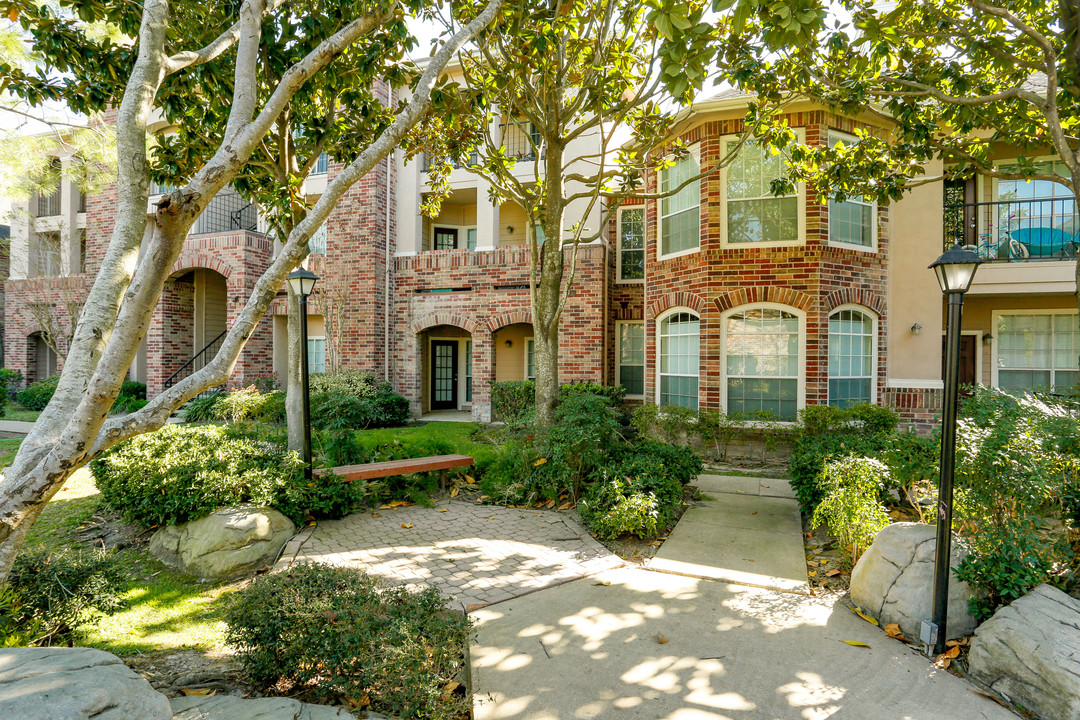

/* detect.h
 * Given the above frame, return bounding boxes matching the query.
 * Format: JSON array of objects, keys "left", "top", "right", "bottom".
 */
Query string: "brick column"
[{"left": 472, "top": 330, "right": 494, "bottom": 422}]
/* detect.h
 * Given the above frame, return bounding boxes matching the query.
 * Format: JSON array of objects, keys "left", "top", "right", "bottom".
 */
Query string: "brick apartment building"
[{"left": 4, "top": 91, "right": 1077, "bottom": 428}]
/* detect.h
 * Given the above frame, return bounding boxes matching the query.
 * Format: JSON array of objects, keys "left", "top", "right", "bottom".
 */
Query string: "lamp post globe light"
[
  {"left": 926, "top": 243, "right": 982, "bottom": 656},
  {"left": 287, "top": 268, "right": 319, "bottom": 481}
]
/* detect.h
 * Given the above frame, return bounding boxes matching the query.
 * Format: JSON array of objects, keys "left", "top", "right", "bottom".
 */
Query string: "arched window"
[
  {"left": 724, "top": 306, "right": 801, "bottom": 421},
  {"left": 828, "top": 308, "right": 876, "bottom": 407},
  {"left": 658, "top": 310, "right": 699, "bottom": 409}
]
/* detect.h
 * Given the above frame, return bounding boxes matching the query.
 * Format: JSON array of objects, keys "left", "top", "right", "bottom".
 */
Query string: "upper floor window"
[
  {"left": 310, "top": 222, "right": 327, "bottom": 255},
  {"left": 31, "top": 231, "right": 61, "bottom": 277},
  {"left": 995, "top": 311, "right": 1079, "bottom": 392},
  {"left": 828, "top": 308, "right": 875, "bottom": 407},
  {"left": 828, "top": 132, "right": 875, "bottom": 249},
  {"left": 34, "top": 159, "right": 61, "bottom": 218},
  {"left": 618, "top": 207, "right": 644, "bottom": 281},
  {"left": 724, "top": 306, "right": 801, "bottom": 421},
  {"left": 313, "top": 152, "right": 329, "bottom": 175},
  {"left": 658, "top": 309, "right": 699, "bottom": 409},
  {"left": 659, "top": 152, "right": 700, "bottom": 258},
  {"left": 726, "top": 141, "right": 798, "bottom": 245},
  {"left": 994, "top": 159, "right": 1075, "bottom": 260}
]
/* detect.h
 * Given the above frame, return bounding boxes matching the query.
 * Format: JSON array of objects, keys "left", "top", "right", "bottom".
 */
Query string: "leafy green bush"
[
  {"left": 311, "top": 389, "right": 409, "bottom": 431},
  {"left": 881, "top": 430, "right": 939, "bottom": 515},
  {"left": 214, "top": 386, "right": 286, "bottom": 423},
  {"left": 491, "top": 380, "right": 627, "bottom": 422},
  {"left": 17, "top": 375, "right": 59, "bottom": 411},
  {"left": 182, "top": 392, "right": 223, "bottom": 422},
  {"left": 630, "top": 403, "right": 699, "bottom": 444},
  {"left": 789, "top": 433, "right": 890, "bottom": 514},
  {"left": 309, "top": 369, "right": 385, "bottom": 398},
  {"left": 811, "top": 455, "right": 891, "bottom": 561},
  {"left": 224, "top": 563, "right": 472, "bottom": 720},
  {"left": 949, "top": 387, "right": 1079, "bottom": 618},
  {"left": 90, "top": 424, "right": 333, "bottom": 526},
  {"left": 799, "top": 404, "right": 899, "bottom": 436},
  {"left": 579, "top": 477, "right": 661, "bottom": 540},
  {"left": 625, "top": 439, "right": 703, "bottom": 487},
  {"left": 0, "top": 586, "right": 44, "bottom": 648},
  {"left": 0, "top": 368, "right": 23, "bottom": 418},
  {"left": 7, "top": 547, "right": 125, "bottom": 646},
  {"left": 119, "top": 380, "right": 146, "bottom": 400}
]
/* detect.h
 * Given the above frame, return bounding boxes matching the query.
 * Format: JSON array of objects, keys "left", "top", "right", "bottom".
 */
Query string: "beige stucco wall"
[
  {"left": 887, "top": 160, "right": 946, "bottom": 384},
  {"left": 493, "top": 323, "right": 532, "bottom": 382}
]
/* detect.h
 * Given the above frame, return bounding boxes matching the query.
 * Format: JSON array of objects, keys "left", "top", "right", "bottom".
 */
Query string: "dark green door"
[{"left": 431, "top": 341, "right": 458, "bottom": 410}]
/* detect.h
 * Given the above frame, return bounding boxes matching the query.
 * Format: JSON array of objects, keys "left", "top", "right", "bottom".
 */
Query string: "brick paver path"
[{"left": 277, "top": 499, "right": 623, "bottom": 608}]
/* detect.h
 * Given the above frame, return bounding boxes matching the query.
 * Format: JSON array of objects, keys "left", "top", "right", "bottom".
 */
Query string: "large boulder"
[
  {"left": 170, "top": 695, "right": 391, "bottom": 719},
  {"left": 0, "top": 647, "right": 172, "bottom": 720},
  {"left": 850, "top": 522, "right": 978, "bottom": 640},
  {"left": 150, "top": 505, "right": 295, "bottom": 579},
  {"left": 968, "top": 584, "right": 1080, "bottom": 720}
]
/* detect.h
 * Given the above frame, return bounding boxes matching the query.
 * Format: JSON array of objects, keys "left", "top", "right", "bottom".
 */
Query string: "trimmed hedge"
[
  {"left": 309, "top": 370, "right": 386, "bottom": 398},
  {"left": 17, "top": 375, "right": 59, "bottom": 411},
  {"left": 311, "top": 389, "right": 409, "bottom": 431},
  {"left": 90, "top": 424, "right": 358, "bottom": 526}
]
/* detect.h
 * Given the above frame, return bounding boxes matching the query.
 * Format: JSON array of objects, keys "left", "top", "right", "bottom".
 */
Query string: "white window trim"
[
  {"left": 990, "top": 308, "right": 1078, "bottom": 390},
  {"left": 616, "top": 206, "right": 646, "bottom": 284},
  {"left": 525, "top": 336, "right": 536, "bottom": 381},
  {"left": 429, "top": 224, "right": 478, "bottom": 251},
  {"left": 307, "top": 335, "right": 327, "bottom": 374},
  {"left": 657, "top": 145, "right": 702, "bottom": 261},
  {"left": 827, "top": 304, "right": 878, "bottom": 406},
  {"left": 826, "top": 130, "right": 878, "bottom": 253},
  {"left": 616, "top": 320, "right": 645, "bottom": 399},
  {"left": 718, "top": 129, "right": 806, "bottom": 250},
  {"left": 655, "top": 307, "right": 701, "bottom": 409},
  {"left": 718, "top": 302, "right": 807, "bottom": 424}
]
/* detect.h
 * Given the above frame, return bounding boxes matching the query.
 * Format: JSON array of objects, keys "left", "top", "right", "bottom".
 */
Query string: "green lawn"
[{"left": 4, "top": 406, "right": 41, "bottom": 423}]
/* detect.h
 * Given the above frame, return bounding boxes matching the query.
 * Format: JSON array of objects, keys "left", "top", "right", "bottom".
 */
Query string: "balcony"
[
  {"left": 945, "top": 198, "right": 1078, "bottom": 262},
  {"left": 34, "top": 188, "right": 61, "bottom": 218},
  {"left": 420, "top": 121, "right": 542, "bottom": 173},
  {"left": 190, "top": 189, "right": 258, "bottom": 235}
]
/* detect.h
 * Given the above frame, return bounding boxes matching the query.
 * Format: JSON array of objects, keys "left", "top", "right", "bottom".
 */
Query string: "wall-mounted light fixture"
[
  {"left": 910, "top": 322, "right": 922, "bottom": 335},
  {"left": 506, "top": 225, "right": 515, "bottom": 234},
  {"left": 982, "top": 333, "right": 993, "bottom": 343},
  {"left": 505, "top": 339, "right": 513, "bottom": 348}
]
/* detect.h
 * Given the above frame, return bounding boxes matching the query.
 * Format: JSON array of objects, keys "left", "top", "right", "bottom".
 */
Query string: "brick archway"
[
  {"left": 170, "top": 253, "right": 233, "bottom": 279},
  {"left": 409, "top": 312, "right": 479, "bottom": 336},
  {"left": 713, "top": 287, "right": 815, "bottom": 314},
  {"left": 647, "top": 291, "right": 705, "bottom": 320},
  {"left": 486, "top": 310, "right": 533, "bottom": 332},
  {"left": 823, "top": 288, "right": 885, "bottom": 316}
]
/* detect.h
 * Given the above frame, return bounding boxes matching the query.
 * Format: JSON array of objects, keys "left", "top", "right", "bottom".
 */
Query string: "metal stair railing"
[{"left": 163, "top": 330, "right": 228, "bottom": 394}]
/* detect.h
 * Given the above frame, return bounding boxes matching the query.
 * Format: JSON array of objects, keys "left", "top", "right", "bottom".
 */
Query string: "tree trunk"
[
  {"left": 286, "top": 284, "right": 305, "bottom": 451},
  {"left": 531, "top": 135, "right": 566, "bottom": 428}
]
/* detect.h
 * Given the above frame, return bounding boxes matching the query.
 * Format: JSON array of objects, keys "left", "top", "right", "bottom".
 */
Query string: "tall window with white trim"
[
  {"left": 828, "top": 309, "right": 874, "bottom": 407},
  {"left": 307, "top": 337, "right": 326, "bottom": 374},
  {"left": 617, "top": 322, "right": 645, "bottom": 396},
  {"left": 618, "top": 207, "right": 645, "bottom": 281},
  {"left": 526, "top": 339, "right": 536, "bottom": 381},
  {"left": 997, "top": 312, "right": 1079, "bottom": 392},
  {"left": 725, "top": 307, "right": 799, "bottom": 420},
  {"left": 726, "top": 141, "right": 798, "bottom": 244},
  {"left": 658, "top": 311, "right": 699, "bottom": 409},
  {"left": 659, "top": 154, "right": 700, "bottom": 257},
  {"left": 828, "top": 133, "right": 875, "bottom": 248}
]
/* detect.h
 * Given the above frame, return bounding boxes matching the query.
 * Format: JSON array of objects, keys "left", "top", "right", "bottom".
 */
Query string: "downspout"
[{"left": 384, "top": 80, "right": 392, "bottom": 382}]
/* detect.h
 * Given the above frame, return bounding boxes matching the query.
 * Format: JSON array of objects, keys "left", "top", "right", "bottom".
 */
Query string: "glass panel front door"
[
  {"left": 434, "top": 227, "right": 458, "bottom": 251},
  {"left": 431, "top": 341, "right": 458, "bottom": 410}
]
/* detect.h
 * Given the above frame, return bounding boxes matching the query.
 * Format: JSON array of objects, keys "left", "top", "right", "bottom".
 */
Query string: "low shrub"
[
  {"left": 216, "top": 386, "right": 286, "bottom": 423},
  {"left": 309, "top": 370, "right": 385, "bottom": 399},
  {"left": 119, "top": 380, "right": 147, "bottom": 400},
  {"left": 799, "top": 404, "right": 899, "bottom": 437},
  {"left": 90, "top": 424, "right": 342, "bottom": 527},
  {"left": 224, "top": 563, "right": 472, "bottom": 720},
  {"left": 182, "top": 392, "right": 222, "bottom": 422},
  {"left": 788, "top": 433, "right": 890, "bottom": 514},
  {"left": 491, "top": 380, "right": 628, "bottom": 422},
  {"left": 811, "top": 455, "right": 891, "bottom": 562},
  {"left": 578, "top": 477, "right": 662, "bottom": 540},
  {"left": 0, "top": 369, "right": 22, "bottom": 418},
  {"left": 311, "top": 388, "right": 409, "bottom": 431},
  {"left": 624, "top": 439, "right": 703, "bottom": 487},
  {"left": 7, "top": 547, "right": 125, "bottom": 646},
  {"left": 17, "top": 375, "right": 59, "bottom": 411}
]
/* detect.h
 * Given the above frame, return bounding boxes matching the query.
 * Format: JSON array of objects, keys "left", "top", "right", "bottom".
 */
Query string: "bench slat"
[{"left": 314, "top": 454, "right": 474, "bottom": 482}]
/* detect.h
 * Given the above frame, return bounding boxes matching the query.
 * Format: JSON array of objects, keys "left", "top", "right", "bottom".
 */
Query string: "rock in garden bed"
[
  {"left": 968, "top": 584, "right": 1080, "bottom": 720},
  {"left": 849, "top": 522, "right": 978, "bottom": 640},
  {"left": 149, "top": 505, "right": 295, "bottom": 578},
  {"left": 170, "top": 695, "right": 390, "bottom": 720},
  {"left": 0, "top": 647, "right": 172, "bottom": 720}
]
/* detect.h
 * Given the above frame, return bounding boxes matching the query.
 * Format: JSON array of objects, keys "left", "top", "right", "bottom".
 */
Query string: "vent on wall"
[{"left": 415, "top": 287, "right": 472, "bottom": 293}]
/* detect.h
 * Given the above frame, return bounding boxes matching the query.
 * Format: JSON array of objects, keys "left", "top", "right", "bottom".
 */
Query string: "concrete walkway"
[
  {"left": 0, "top": 420, "right": 35, "bottom": 434},
  {"left": 471, "top": 476, "right": 1018, "bottom": 720},
  {"left": 278, "top": 499, "right": 623, "bottom": 608}
]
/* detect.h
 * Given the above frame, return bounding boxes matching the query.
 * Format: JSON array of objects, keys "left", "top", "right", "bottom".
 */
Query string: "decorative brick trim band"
[
  {"left": 409, "top": 313, "right": 479, "bottom": 335},
  {"left": 487, "top": 310, "right": 533, "bottom": 332},
  {"left": 823, "top": 287, "right": 885, "bottom": 315},
  {"left": 647, "top": 291, "right": 705, "bottom": 319},
  {"left": 713, "top": 286, "right": 815, "bottom": 313},
  {"left": 171, "top": 253, "right": 233, "bottom": 278}
]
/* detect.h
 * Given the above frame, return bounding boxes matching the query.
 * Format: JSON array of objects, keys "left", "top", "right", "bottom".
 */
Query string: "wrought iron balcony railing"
[{"left": 944, "top": 197, "right": 1078, "bottom": 262}]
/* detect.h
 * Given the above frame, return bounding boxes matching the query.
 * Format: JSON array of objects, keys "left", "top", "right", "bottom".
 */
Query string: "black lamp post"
[
  {"left": 287, "top": 267, "right": 319, "bottom": 481},
  {"left": 927, "top": 243, "right": 981, "bottom": 655}
]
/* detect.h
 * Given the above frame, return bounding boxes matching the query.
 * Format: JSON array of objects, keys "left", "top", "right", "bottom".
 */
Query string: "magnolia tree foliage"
[
  {"left": 727, "top": 0, "right": 1077, "bottom": 214},
  {"left": 0, "top": 0, "right": 502, "bottom": 586}
]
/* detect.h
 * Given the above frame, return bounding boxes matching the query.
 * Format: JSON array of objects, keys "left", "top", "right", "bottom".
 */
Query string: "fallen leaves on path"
[
  {"left": 850, "top": 606, "right": 879, "bottom": 625},
  {"left": 594, "top": 580, "right": 611, "bottom": 586},
  {"left": 438, "top": 508, "right": 448, "bottom": 512},
  {"left": 842, "top": 640, "right": 871, "bottom": 649},
  {"left": 884, "top": 623, "right": 909, "bottom": 641},
  {"left": 657, "top": 633, "right": 669, "bottom": 645},
  {"left": 180, "top": 689, "right": 215, "bottom": 697},
  {"left": 401, "top": 523, "right": 413, "bottom": 529}
]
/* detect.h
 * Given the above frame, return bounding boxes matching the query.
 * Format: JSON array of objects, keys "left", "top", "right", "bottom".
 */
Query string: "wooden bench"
[{"left": 314, "top": 454, "right": 474, "bottom": 490}]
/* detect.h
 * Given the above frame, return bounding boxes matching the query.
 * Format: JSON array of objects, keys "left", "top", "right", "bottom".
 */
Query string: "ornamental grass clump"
[{"left": 224, "top": 563, "right": 472, "bottom": 720}]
